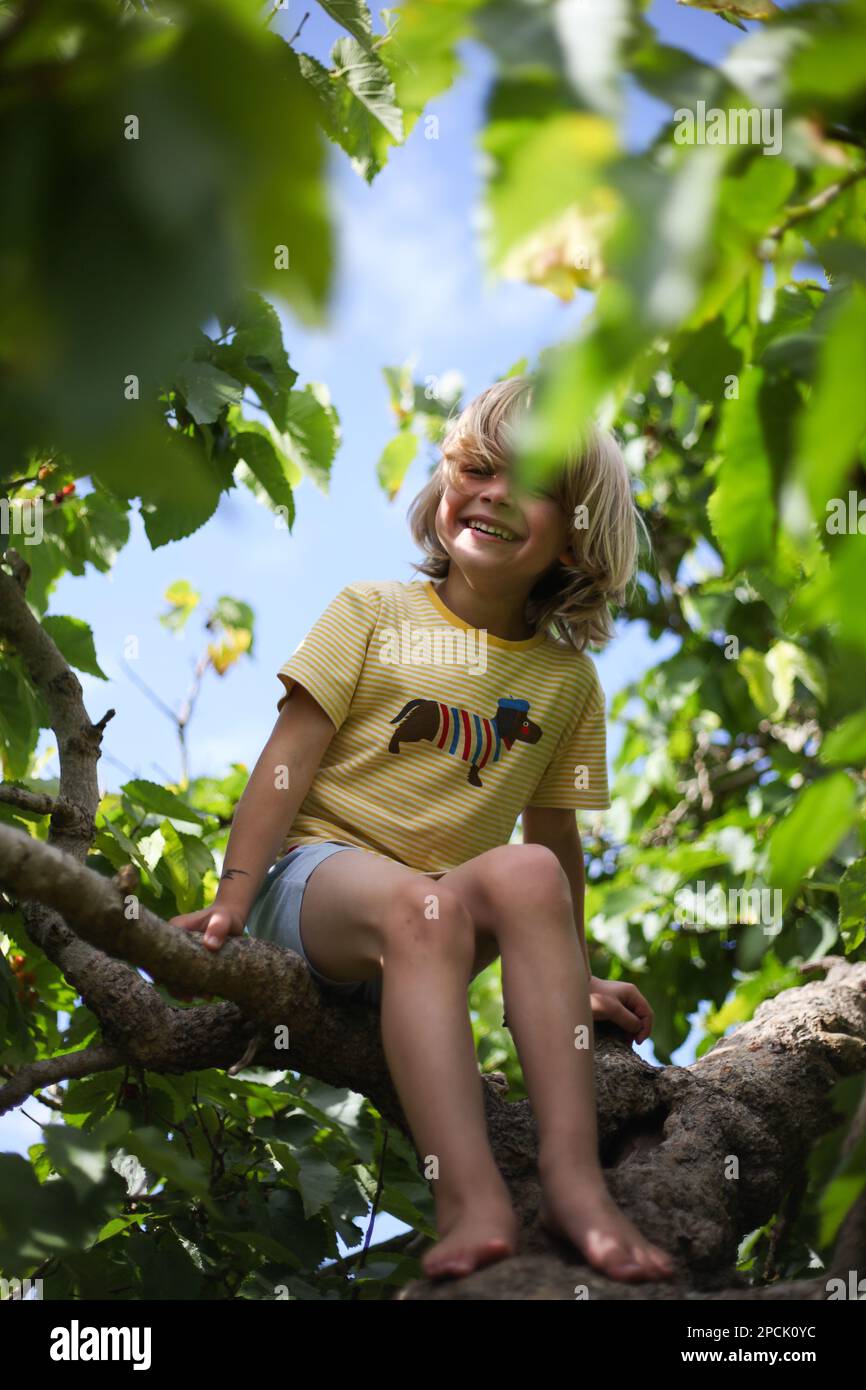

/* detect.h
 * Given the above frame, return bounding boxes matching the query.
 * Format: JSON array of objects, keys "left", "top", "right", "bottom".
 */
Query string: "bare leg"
[
  {"left": 377, "top": 880, "right": 519, "bottom": 1277},
  {"left": 437, "top": 844, "right": 675, "bottom": 1283},
  {"left": 296, "top": 854, "right": 519, "bottom": 1279}
]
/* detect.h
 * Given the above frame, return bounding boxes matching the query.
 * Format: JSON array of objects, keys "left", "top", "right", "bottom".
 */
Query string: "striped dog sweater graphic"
[
  {"left": 434, "top": 704, "right": 502, "bottom": 770},
  {"left": 388, "top": 696, "right": 542, "bottom": 788}
]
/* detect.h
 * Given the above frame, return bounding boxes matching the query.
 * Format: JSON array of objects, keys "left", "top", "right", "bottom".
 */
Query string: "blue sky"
[{"left": 2, "top": 1, "right": 774, "bottom": 1258}]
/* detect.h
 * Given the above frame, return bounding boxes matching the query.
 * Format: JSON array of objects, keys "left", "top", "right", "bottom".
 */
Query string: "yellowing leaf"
[
  {"left": 483, "top": 110, "right": 618, "bottom": 269},
  {"left": 738, "top": 642, "right": 825, "bottom": 721},
  {"left": 676, "top": 0, "right": 780, "bottom": 18},
  {"left": 160, "top": 581, "right": 201, "bottom": 634},
  {"left": 500, "top": 192, "right": 619, "bottom": 300},
  {"left": 208, "top": 626, "right": 252, "bottom": 675}
]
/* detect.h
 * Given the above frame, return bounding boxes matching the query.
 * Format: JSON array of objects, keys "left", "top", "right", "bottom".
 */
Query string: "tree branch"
[
  {"left": 3, "top": 551, "right": 866, "bottom": 1300},
  {"left": 0, "top": 1042, "right": 124, "bottom": 1113}
]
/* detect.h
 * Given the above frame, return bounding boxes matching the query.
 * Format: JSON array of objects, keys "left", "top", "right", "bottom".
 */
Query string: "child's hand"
[
  {"left": 168, "top": 904, "right": 245, "bottom": 951},
  {"left": 158, "top": 905, "right": 245, "bottom": 1002},
  {"left": 588, "top": 977, "right": 653, "bottom": 1046}
]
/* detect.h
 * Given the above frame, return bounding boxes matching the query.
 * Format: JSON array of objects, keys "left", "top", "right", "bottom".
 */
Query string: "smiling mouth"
[{"left": 461, "top": 519, "right": 520, "bottom": 542}]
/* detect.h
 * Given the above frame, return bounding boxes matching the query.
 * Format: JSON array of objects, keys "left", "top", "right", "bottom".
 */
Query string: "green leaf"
[
  {"left": 317, "top": 0, "right": 377, "bottom": 52},
  {"left": 767, "top": 774, "right": 858, "bottom": 908},
  {"left": 63, "top": 486, "right": 131, "bottom": 576},
  {"left": 42, "top": 1123, "right": 112, "bottom": 1200},
  {"left": 737, "top": 641, "right": 825, "bottom": 720},
  {"left": 122, "top": 1127, "right": 210, "bottom": 1197},
  {"left": 278, "top": 384, "right": 341, "bottom": 490},
  {"left": 376, "top": 430, "right": 418, "bottom": 500},
  {"left": 552, "top": 0, "right": 631, "bottom": 118},
  {"left": 672, "top": 316, "right": 742, "bottom": 400},
  {"left": 820, "top": 709, "right": 866, "bottom": 767},
  {"left": 157, "top": 818, "right": 196, "bottom": 914},
  {"left": 270, "top": 1142, "right": 343, "bottom": 1219},
  {"left": 94, "top": 822, "right": 163, "bottom": 897},
  {"left": 797, "top": 286, "right": 866, "bottom": 522},
  {"left": 719, "top": 156, "right": 795, "bottom": 239},
  {"left": 169, "top": 14, "right": 333, "bottom": 321},
  {"left": 838, "top": 858, "right": 866, "bottom": 954},
  {"left": 214, "top": 291, "right": 298, "bottom": 431},
  {"left": 482, "top": 103, "right": 617, "bottom": 270},
  {"left": 94, "top": 420, "right": 224, "bottom": 550},
  {"left": 41, "top": 615, "right": 108, "bottom": 680},
  {"left": 120, "top": 779, "right": 209, "bottom": 826},
  {"left": 174, "top": 361, "right": 245, "bottom": 425},
  {"left": 788, "top": 3, "right": 866, "bottom": 101},
  {"left": 379, "top": 0, "right": 477, "bottom": 121},
  {"left": 232, "top": 431, "right": 295, "bottom": 522},
  {"left": 631, "top": 40, "right": 722, "bottom": 109},
  {"left": 332, "top": 36, "right": 403, "bottom": 139},
  {"left": 709, "top": 375, "right": 775, "bottom": 571},
  {"left": 0, "top": 1153, "right": 121, "bottom": 1266}
]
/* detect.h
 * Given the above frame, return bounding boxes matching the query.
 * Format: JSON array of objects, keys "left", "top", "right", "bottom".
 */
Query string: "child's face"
[{"left": 435, "top": 458, "right": 574, "bottom": 589}]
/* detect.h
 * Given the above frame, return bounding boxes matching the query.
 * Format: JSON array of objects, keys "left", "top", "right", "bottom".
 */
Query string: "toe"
[
  {"left": 609, "top": 1260, "right": 643, "bottom": 1280},
  {"left": 651, "top": 1249, "right": 675, "bottom": 1278}
]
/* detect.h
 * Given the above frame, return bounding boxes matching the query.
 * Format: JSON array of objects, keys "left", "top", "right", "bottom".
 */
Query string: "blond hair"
[{"left": 406, "top": 375, "right": 650, "bottom": 652}]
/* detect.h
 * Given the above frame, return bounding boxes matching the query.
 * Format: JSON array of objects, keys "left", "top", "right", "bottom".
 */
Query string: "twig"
[
  {"left": 351, "top": 1129, "right": 389, "bottom": 1296},
  {"left": 288, "top": 11, "right": 309, "bottom": 45},
  {"left": 766, "top": 167, "right": 866, "bottom": 244},
  {"left": 119, "top": 654, "right": 179, "bottom": 727},
  {"left": 227, "top": 1032, "right": 265, "bottom": 1076},
  {"left": 825, "top": 124, "right": 866, "bottom": 152}
]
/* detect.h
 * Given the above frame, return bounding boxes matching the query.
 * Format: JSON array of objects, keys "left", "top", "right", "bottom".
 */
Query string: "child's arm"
[
  {"left": 170, "top": 684, "right": 336, "bottom": 950},
  {"left": 522, "top": 806, "right": 589, "bottom": 972},
  {"left": 523, "top": 805, "right": 655, "bottom": 1044}
]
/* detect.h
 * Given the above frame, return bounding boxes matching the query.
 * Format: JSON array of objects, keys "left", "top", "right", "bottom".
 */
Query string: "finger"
[
  {"left": 620, "top": 986, "right": 652, "bottom": 1029},
  {"left": 634, "top": 1001, "right": 653, "bottom": 1042},
  {"left": 616, "top": 983, "right": 640, "bottom": 1004},
  {"left": 609, "top": 1001, "right": 642, "bottom": 1035},
  {"left": 588, "top": 991, "right": 608, "bottom": 1020},
  {"left": 202, "top": 910, "right": 240, "bottom": 949},
  {"left": 170, "top": 914, "right": 208, "bottom": 932}
]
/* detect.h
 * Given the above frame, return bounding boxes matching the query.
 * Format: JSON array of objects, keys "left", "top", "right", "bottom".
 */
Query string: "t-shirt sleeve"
[
  {"left": 276, "top": 583, "right": 381, "bottom": 730},
  {"left": 526, "top": 661, "right": 611, "bottom": 810}
]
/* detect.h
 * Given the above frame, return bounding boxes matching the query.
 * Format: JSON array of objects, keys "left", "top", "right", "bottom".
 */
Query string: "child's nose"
[{"left": 479, "top": 477, "right": 512, "bottom": 505}]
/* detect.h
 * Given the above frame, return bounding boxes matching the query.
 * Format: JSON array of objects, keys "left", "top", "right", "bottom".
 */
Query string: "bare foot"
[
  {"left": 538, "top": 1161, "right": 675, "bottom": 1284},
  {"left": 423, "top": 1196, "right": 520, "bottom": 1280}
]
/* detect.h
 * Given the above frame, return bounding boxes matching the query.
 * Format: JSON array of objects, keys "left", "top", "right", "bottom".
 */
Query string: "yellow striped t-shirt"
[{"left": 275, "top": 578, "right": 610, "bottom": 874}]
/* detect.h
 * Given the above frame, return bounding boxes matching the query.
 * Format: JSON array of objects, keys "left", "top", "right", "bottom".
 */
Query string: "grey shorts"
[{"left": 245, "top": 840, "right": 383, "bottom": 1008}]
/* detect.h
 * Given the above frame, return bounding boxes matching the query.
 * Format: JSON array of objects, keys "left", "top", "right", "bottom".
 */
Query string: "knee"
[
  {"left": 380, "top": 879, "right": 475, "bottom": 960},
  {"left": 479, "top": 843, "right": 572, "bottom": 919}
]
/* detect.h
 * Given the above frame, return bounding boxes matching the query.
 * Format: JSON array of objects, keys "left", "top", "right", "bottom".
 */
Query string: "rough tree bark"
[{"left": 1, "top": 548, "right": 865, "bottom": 1302}]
